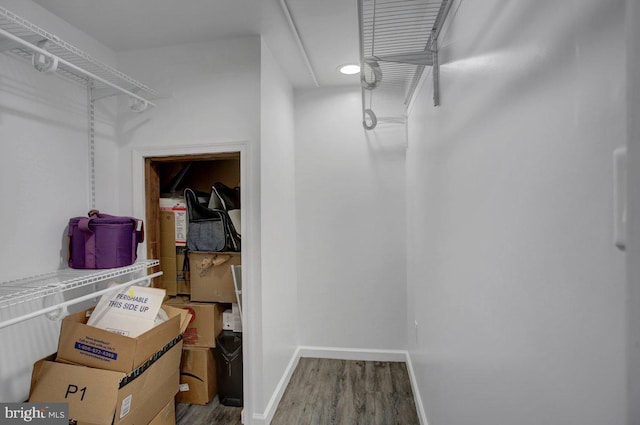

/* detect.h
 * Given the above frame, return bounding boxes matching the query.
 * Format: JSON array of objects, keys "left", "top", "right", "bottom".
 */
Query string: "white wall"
[
  {"left": 626, "top": 0, "right": 640, "bottom": 423},
  {"left": 115, "top": 36, "right": 261, "bottom": 212},
  {"left": 258, "top": 39, "right": 298, "bottom": 419},
  {"left": 0, "top": 0, "right": 118, "bottom": 402},
  {"left": 406, "top": 1, "right": 627, "bottom": 425},
  {"left": 294, "top": 86, "right": 407, "bottom": 350},
  {"left": 116, "top": 36, "right": 300, "bottom": 422}
]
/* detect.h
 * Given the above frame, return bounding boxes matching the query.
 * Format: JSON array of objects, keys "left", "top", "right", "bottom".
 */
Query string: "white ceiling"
[{"left": 30, "top": 0, "right": 361, "bottom": 88}]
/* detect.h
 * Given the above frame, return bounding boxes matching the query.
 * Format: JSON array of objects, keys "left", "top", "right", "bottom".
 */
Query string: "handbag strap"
[
  {"left": 77, "top": 215, "right": 96, "bottom": 269},
  {"left": 79, "top": 210, "right": 144, "bottom": 243}
]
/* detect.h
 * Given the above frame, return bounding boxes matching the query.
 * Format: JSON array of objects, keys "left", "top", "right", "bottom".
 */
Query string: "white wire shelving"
[
  {"left": 0, "top": 260, "right": 161, "bottom": 330},
  {"left": 0, "top": 7, "right": 164, "bottom": 330},
  {"left": 0, "top": 5, "right": 160, "bottom": 110},
  {"left": 358, "top": 0, "right": 454, "bottom": 130}
]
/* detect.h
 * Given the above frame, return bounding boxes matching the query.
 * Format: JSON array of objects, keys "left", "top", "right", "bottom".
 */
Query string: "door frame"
[{"left": 132, "top": 140, "right": 256, "bottom": 422}]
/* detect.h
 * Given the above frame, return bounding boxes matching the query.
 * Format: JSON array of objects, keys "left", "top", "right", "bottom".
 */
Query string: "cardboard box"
[
  {"left": 159, "top": 255, "right": 178, "bottom": 296},
  {"left": 159, "top": 198, "right": 187, "bottom": 246},
  {"left": 56, "top": 304, "right": 190, "bottom": 373},
  {"left": 189, "top": 252, "right": 241, "bottom": 303},
  {"left": 148, "top": 399, "right": 175, "bottom": 425},
  {"left": 176, "top": 346, "right": 217, "bottom": 405},
  {"left": 165, "top": 298, "right": 224, "bottom": 348},
  {"left": 30, "top": 340, "right": 183, "bottom": 425},
  {"left": 159, "top": 211, "right": 190, "bottom": 296},
  {"left": 176, "top": 249, "right": 190, "bottom": 294}
]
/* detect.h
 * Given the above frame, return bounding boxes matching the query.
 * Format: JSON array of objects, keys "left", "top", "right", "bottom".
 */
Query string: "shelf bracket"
[
  {"left": 0, "top": 23, "right": 156, "bottom": 109},
  {"left": 358, "top": 0, "right": 453, "bottom": 130},
  {"left": 32, "top": 39, "right": 58, "bottom": 73},
  {"left": 432, "top": 38, "right": 440, "bottom": 106},
  {"left": 91, "top": 87, "right": 150, "bottom": 112},
  {"left": 366, "top": 51, "right": 433, "bottom": 67},
  {"left": 361, "top": 59, "right": 382, "bottom": 90}
]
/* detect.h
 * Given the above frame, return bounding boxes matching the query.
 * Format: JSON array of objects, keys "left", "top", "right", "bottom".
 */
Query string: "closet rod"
[
  {"left": 0, "top": 271, "right": 162, "bottom": 330},
  {"left": 0, "top": 27, "right": 156, "bottom": 108}
]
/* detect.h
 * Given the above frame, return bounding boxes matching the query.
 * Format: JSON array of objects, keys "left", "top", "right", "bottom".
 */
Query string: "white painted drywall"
[
  {"left": 0, "top": 0, "right": 118, "bottom": 402},
  {"left": 406, "top": 1, "right": 627, "bottom": 424},
  {"left": 626, "top": 0, "right": 640, "bottom": 423},
  {"left": 258, "top": 39, "right": 298, "bottom": 419},
  {"left": 294, "top": 86, "right": 407, "bottom": 350},
  {"left": 114, "top": 36, "right": 261, "bottom": 213},
  {"left": 117, "top": 36, "right": 299, "bottom": 421}
]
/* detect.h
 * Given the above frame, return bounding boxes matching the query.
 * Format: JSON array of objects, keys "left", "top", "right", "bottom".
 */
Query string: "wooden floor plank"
[
  {"left": 271, "top": 358, "right": 420, "bottom": 425},
  {"left": 176, "top": 399, "right": 242, "bottom": 425},
  {"left": 175, "top": 358, "right": 419, "bottom": 425}
]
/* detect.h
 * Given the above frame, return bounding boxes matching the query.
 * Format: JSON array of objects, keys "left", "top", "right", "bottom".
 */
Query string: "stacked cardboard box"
[
  {"left": 177, "top": 347, "right": 217, "bottom": 405},
  {"left": 28, "top": 302, "right": 190, "bottom": 425},
  {"left": 158, "top": 186, "right": 243, "bottom": 407},
  {"left": 165, "top": 296, "right": 226, "bottom": 405},
  {"left": 159, "top": 198, "right": 189, "bottom": 296},
  {"left": 149, "top": 400, "right": 176, "bottom": 425},
  {"left": 189, "top": 251, "right": 240, "bottom": 303},
  {"left": 165, "top": 297, "right": 225, "bottom": 348}
]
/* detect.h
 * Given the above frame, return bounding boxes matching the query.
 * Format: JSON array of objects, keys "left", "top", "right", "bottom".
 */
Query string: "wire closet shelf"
[
  {"left": 358, "top": 0, "right": 453, "bottom": 130},
  {"left": 0, "top": 260, "right": 161, "bottom": 330},
  {"left": 0, "top": 5, "right": 160, "bottom": 110}
]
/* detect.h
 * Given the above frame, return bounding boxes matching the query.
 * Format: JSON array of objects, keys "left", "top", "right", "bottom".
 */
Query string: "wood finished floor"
[
  {"left": 271, "top": 358, "right": 419, "bottom": 425},
  {"left": 176, "top": 358, "right": 419, "bottom": 425},
  {"left": 176, "top": 399, "right": 242, "bottom": 425}
]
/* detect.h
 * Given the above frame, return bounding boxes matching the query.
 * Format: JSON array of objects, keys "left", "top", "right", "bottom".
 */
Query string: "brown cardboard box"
[
  {"left": 165, "top": 298, "right": 225, "bottom": 347},
  {"left": 160, "top": 211, "right": 190, "bottom": 295},
  {"left": 189, "top": 252, "right": 241, "bottom": 303},
  {"left": 176, "top": 248, "right": 190, "bottom": 294},
  {"left": 160, "top": 198, "right": 187, "bottom": 248},
  {"left": 159, "top": 256, "right": 178, "bottom": 296},
  {"left": 176, "top": 346, "right": 217, "bottom": 405},
  {"left": 56, "top": 305, "right": 190, "bottom": 373},
  {"left": 29, "top": 340, "right": 183, "bottom": 425},
  {"left": 148, "top": 399, "right": 175, "bottom": 425}
]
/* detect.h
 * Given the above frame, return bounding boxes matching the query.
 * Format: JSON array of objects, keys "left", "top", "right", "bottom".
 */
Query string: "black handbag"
[
  {"left": 184, "top": 188, "right": 240, "bottom": 252},
  {"left": 208, "top": 182, "right": 240, "bottom": 211}
]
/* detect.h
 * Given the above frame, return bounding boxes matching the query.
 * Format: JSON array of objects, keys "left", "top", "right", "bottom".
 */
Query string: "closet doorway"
[{"left": 133, "top": 143, "right": 250, "bottom": 424}]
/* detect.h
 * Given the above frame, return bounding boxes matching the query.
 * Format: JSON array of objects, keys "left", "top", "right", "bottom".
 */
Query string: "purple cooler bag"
[{"left": 68, "top": 210, "right": 144, "bottom": 269}]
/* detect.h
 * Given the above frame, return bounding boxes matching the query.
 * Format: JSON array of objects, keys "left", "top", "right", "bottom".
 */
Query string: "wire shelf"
[
  {"left": 0, "top": 260, "right": 160, "bottom": 311},
  {"left": 0, "top": 5, "right": 160, "bottom": 107},
  {"left": 358, "top": 0, "right": 453, "bottom": 129}
]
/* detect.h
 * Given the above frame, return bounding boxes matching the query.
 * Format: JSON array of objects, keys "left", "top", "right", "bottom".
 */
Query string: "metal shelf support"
[
  {"left": 0, "top": 260, "right": 161, "bottom": 329},
  {"left": 0, "top": 271, "right": 162, "bottom": 330},
  {"left": 0, "top": 5, "right": 160, "bottom": 110},
  {"left": 358, "top": 0, "right": 454, "bottom": 130}
]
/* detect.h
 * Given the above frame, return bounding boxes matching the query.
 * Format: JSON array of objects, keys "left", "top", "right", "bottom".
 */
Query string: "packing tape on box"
[{"left": 118, "top": 334, "right": 183, "bottom": 389}]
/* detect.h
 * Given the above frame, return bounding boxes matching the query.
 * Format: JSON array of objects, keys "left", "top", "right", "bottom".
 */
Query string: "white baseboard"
[
  {"left": 252, "top": 346, "right": 428, "bottom": 425},
  {"left": 297, "top": 345, "right": 408, "bottom": 362},
  {"left": 404, "top": 351, "right": 428, "bottom": 425},
  {"left": 251, "top": 346, "right": 302, "bottom": 425}
]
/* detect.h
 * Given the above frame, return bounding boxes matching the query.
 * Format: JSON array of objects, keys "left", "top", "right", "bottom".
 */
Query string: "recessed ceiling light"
[{"left": 338, "top": 64, "right": 360, "bottom": 75}]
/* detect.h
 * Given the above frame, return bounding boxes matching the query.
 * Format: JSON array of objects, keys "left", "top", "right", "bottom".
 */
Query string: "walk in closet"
[
  {"left": 0, "top": 4, "right": 244, "bottom": 423},
  {"left": 146, "top": 153, "right": 244, "bottom": 423},
  {"left": 2, "top": 1, "right": 632, "bottom": 425}
]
